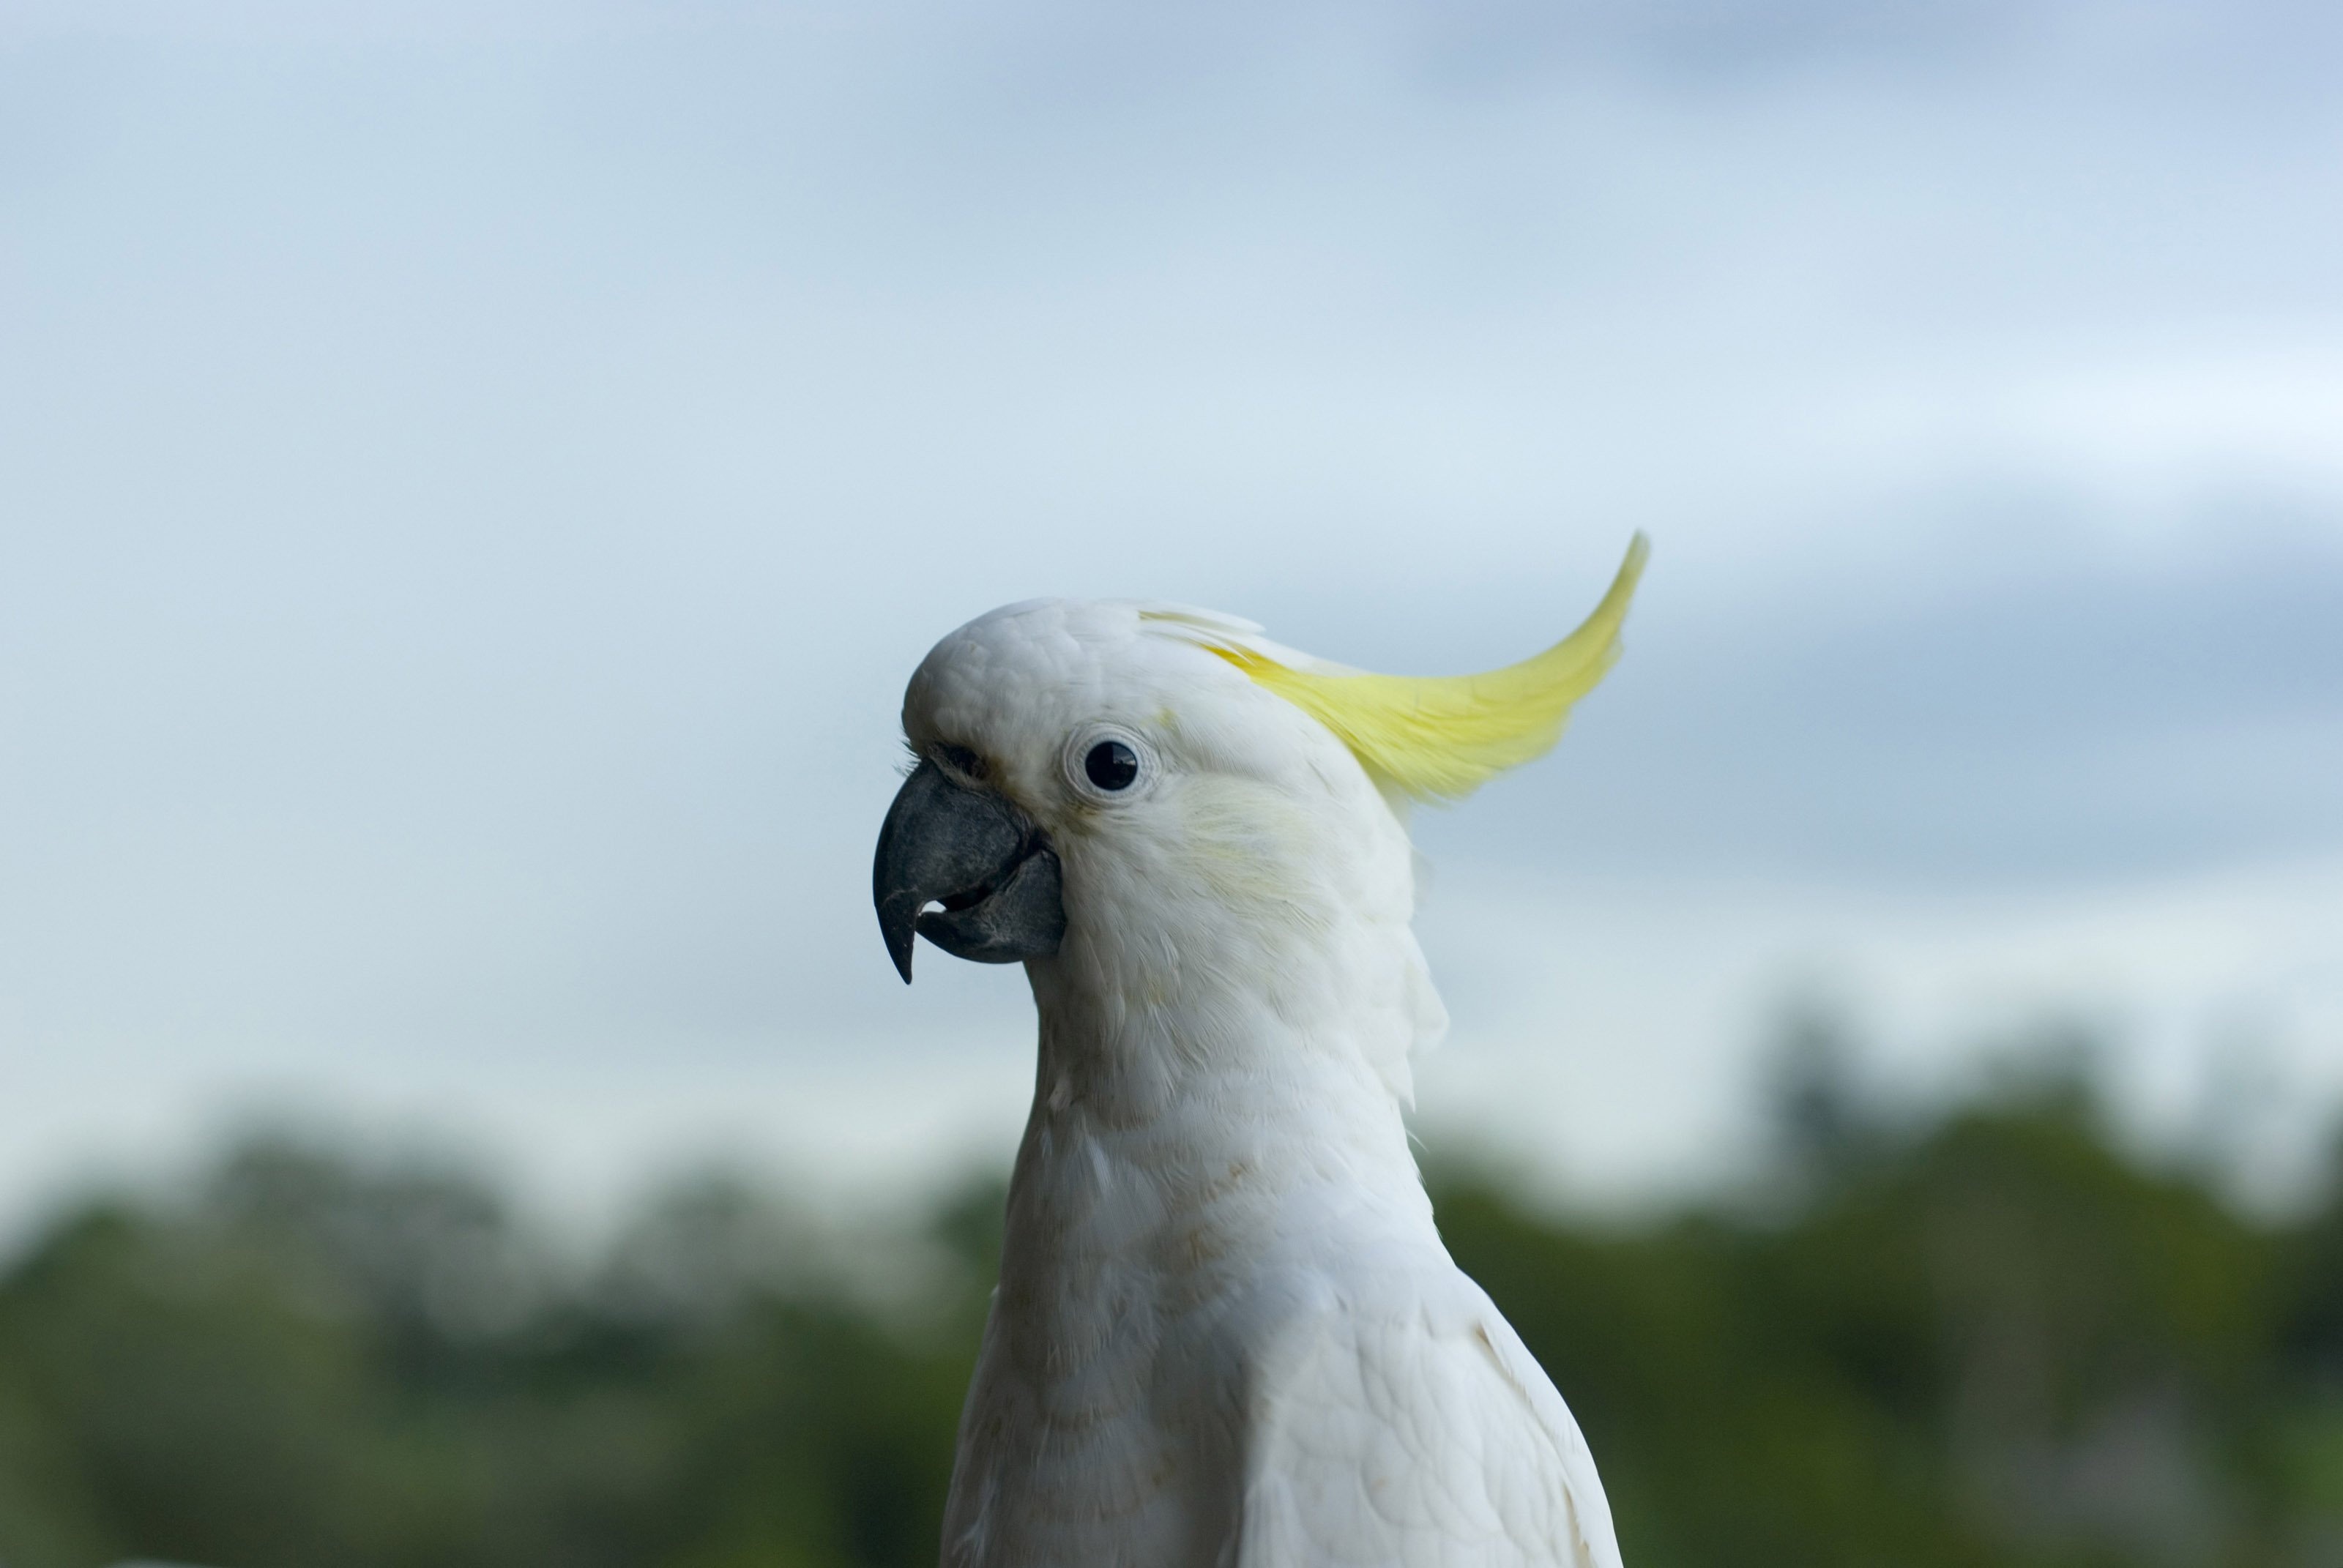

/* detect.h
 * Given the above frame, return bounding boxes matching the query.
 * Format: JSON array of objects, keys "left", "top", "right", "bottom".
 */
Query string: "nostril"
[{"left": 936, "top": 742, "right": 987, "bottom": 782}]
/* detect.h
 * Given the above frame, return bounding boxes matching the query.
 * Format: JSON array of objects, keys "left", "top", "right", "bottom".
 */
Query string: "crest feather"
[{"left": 1196, "top": 534, "right": 1647, "bottom": 802}]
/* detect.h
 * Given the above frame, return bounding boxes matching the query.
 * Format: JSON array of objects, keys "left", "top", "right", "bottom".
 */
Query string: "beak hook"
[{"left": 872, "top": 758, "right": 1065, "bottom": 982}]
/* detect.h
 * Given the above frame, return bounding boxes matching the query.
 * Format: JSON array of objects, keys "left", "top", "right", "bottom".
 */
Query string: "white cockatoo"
[{"left": 872, "top": 538, "right": 1647, "bottom": 1568}]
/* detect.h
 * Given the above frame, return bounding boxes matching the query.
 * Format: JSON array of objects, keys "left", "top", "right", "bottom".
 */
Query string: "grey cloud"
[
  {"left": 1, "top": 0, "right": 2338, "bottom": 1215},
  {"left": 1417, "top": 502, "right": 2343, "bottom": 887}
]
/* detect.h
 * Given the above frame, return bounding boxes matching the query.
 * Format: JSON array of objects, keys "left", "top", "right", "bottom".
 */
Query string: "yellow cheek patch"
[{"left": 1196, "top": 534, "right": 1647, "bottom": 802}]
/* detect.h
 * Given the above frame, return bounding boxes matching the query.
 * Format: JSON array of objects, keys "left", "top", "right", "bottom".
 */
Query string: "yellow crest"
[{"left": 1195, "top": 534, "right": 1647, "bottom": 802}]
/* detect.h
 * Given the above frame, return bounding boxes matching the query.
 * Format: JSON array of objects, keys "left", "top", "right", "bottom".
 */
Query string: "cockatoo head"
[{"left": 872, "top": 538, "right": 1646, "bottom": 1009}]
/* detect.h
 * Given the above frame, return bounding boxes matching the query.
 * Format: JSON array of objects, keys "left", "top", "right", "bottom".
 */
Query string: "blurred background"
[{"left": 3, "top": 0, "right": 2340, "bottom": 1564}]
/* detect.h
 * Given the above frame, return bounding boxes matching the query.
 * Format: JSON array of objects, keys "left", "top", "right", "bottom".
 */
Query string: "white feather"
[{"left": 901, "top": 599, "right": 1623, "bottom": 1568}]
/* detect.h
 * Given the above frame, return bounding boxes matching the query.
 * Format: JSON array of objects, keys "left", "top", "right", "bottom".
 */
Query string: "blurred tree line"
[{"left": 6, "top": 1023, "right": 2343, "bottom": 1568}]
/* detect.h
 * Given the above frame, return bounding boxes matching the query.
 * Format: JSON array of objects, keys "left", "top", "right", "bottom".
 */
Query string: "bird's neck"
[{"left": 1013, "top": 914, "right": 1444, "bottom": 1227}]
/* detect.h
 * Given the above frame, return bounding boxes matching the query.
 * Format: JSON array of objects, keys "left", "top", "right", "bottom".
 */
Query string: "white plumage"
[{"left": 890, "top": 583, "right": 1634, "bottom": 1568}]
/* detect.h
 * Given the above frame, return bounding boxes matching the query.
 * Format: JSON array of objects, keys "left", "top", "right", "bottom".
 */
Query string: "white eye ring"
[{"left": 1063, "top": 725, "right": 1155, "bottom": 802}]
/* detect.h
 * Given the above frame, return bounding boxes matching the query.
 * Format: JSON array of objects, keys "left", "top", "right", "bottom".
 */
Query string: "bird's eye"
[{"left": 1083, "top": 739, "right": 1139, "bottom": 791}]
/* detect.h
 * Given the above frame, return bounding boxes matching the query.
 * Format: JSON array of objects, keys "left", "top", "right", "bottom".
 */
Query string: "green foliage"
[
  {"left": 4, "top": 1076, "right": 2342, "bottom": 1568},
  {"left": 0, "top": 1146, "right": 990, "bottom": 1568},
  {"left": 1437, "top": 1071, "right": 2318, "bottom": 1568}
]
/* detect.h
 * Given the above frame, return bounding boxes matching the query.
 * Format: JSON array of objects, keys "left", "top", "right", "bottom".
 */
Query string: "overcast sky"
[{"left": 4, "top": 0, "right": 2339, "bottom": 1240}]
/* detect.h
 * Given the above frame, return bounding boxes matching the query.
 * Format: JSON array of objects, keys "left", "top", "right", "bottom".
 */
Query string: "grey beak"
[{"left": 873, "top": 758, "right": 1066, "bottom": 983}]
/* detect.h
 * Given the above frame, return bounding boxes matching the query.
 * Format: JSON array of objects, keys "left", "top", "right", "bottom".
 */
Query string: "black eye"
[{"left": 1083, "top": 739, "right": 1139, "bottom": 791}]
